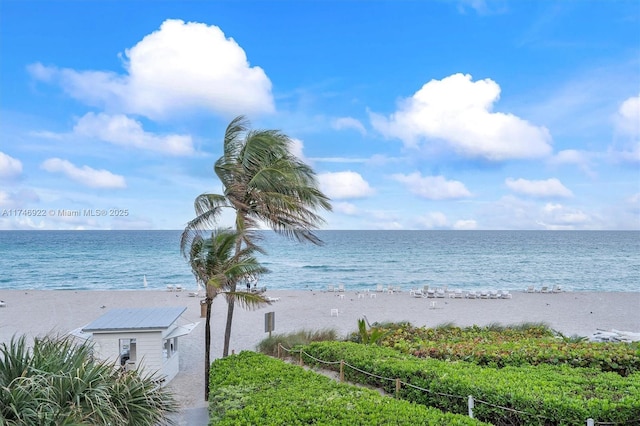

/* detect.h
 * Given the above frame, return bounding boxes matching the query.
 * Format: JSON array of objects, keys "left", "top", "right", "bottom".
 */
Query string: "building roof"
[{"left": 82, "top": 306, "right": 187, "bottom": 333}]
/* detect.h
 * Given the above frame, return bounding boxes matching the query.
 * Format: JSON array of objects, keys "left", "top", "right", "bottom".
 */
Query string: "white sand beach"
[{"left": 1, "top": 289, "right": 639, "bottom": 423}]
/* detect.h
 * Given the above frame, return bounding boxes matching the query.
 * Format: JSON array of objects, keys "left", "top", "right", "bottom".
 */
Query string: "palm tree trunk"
[
  {"left": 204, "top": 298, "right": 212, "bottom": 401},
  {"left": 222, "top": 284, "right": 236, "bottom": 357}
]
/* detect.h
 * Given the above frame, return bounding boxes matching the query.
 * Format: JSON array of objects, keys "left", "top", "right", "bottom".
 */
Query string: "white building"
[{"left": 79, "top": 306, "right": 197, "bottom": 385}]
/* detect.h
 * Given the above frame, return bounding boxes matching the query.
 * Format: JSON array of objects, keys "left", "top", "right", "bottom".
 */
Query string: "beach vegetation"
[
  {"left": 256, "top": 329, "right": 337, "bottom": 356},
  {"left": 368, "top": 323, "right": 639, "bottom": 375},
  {"left": 181, "top": 115, "right": 331, "bottom": 358},
  {"left": 186, "top": 228, "right": 268, "bottom": 400},
  {"left": 0, "top": 334, "right": 177, "bottom": 425},
  {"left": 300, "top": 341, "right": 640, "bottom": 425},
  {"left": 208, "top": 351, "right": 490, "bottom": 425}
]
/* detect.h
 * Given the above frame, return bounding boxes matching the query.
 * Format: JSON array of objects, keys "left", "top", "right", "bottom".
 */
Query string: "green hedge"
[
  {"left": 208, "top": 351, "right": 490, "bottom": 425},
  {"left": 371, "top": 324, "right": 640, "bottom": 375},
  {"left": 301, "top": 341, "right": 640, "bottom": 426}
]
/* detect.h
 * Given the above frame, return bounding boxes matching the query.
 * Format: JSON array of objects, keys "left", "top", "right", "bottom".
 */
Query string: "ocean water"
[{"left": 0, "top": 230, "right": 638, "bottom": 292}]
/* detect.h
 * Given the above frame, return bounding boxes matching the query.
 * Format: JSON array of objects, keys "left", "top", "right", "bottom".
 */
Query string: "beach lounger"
[
  {"left": 166, "top": 285, "right": 174, "bottom": 292},
  {"left": 435, "top": 288, "right": 446, "bottom": 298},
  {"left": 453, "top": 289, "right": 463, "bottom": 299},
  {"left": 526, "top": 285, "right": 535, "bottom": 293},
  {"left": 500, "top": 290, "right": 512, "bottom": 299},
  {"left": 338, "top": 283, "right": 345, "bottom": 292},
  {"left": 466, "top": 291, "right": 477, "bottom": 299},
  {"left": 540, "top": 286, "right": 550, "bottom": 293},
  {"left": 426, "top": 289, "right": 436, "bottom": 298},
  {"left": 489, "top": 290, "right": 499, "bottom": 299},
  {"left": 412, "top": 289, "right": 424, "bottom": 298},
  {"left": 376, "top": 284, "right": 383, "bottom": 292},
  {"left": 327, "top": 284, "right": 335, "bottom": 292},
  {"left": 175, "top": 285, "right": 182, "bottom": 292},
  {"left": 552, "top": 285, "right": 562, "bottom": 293},
  {"left": 479, "top": 291, "right": 489, "bottom": 299}
]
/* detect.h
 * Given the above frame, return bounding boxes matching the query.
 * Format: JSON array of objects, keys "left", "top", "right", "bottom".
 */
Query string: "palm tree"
[
  {"left": 181, "top": 115, "right": 331, "bottom": 357},
  {"left": 187, "top": 228, "right": 268, "bottom": 400}
]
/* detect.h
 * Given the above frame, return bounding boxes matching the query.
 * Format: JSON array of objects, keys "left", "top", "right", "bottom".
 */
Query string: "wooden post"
[
  {"left": 395, "top": 378, "right": 401, "bottom": 398},
  {"left": 299, "top": 351, "right": 303, "bottom": 366},
  {"left": 339, "top": 360, "right": 344, "bottom": 382},
  {"left": 468, "top": 395, "right": 474, "bottom": 418},
  {"left": 277, "top": 343, "right": 281, "bottom": 359}
]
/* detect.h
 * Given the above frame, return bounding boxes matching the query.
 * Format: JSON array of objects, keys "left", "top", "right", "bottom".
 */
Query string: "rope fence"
[{"left": 277, "top": 344, "right": 620, "bottom": 426}]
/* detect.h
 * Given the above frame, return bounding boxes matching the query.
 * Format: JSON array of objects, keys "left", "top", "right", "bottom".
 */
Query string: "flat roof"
[{"left": 82, "top": 306, "right": 187, "bottom": 333}]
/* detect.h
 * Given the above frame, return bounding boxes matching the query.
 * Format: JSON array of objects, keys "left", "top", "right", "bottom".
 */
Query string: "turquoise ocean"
[{"left": 0, "top": 231, "right": 638, "bottom": 292}]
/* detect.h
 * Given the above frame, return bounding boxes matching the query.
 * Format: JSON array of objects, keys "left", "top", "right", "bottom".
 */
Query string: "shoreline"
[{"left": 1, "top": 289, "right": 638, "bottom": 419}]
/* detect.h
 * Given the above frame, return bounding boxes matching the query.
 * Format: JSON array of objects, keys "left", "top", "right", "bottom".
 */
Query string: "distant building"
[{"left": 75, "top": 307, "right": 198, "bottom": 385}]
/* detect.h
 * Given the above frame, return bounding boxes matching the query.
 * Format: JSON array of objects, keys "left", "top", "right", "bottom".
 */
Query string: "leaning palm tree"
[
  {"left": 181, "top": 115, "right": 331, "bottom": 357},
  {"left": 187, "top": 228, "right": 268, "bottom": 400}
]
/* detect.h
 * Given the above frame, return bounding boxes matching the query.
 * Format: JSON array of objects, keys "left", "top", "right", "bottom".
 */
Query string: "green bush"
[
  {"left": 370, "top": 323, "right": 640, "bottom": 375},
  {"left": 302, "top": 341, "right": 640, "bottom": 426},
  {"left": 208, "top": 351, "right": 489, "bottom": 425},
  {"left": 0, "top": 334, "right": 177, "bottom": 425},
  {"left": 256, "top": 328, "right": 338, "bottom": 357}
]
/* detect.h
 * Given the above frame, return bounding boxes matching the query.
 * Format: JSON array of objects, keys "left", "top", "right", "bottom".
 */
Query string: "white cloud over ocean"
[
  {"left": 392, "top": 172, "right": 471, "bottom": 200},
  {"left": 0, "top": 152, "right": 23, "bottom": 179},
  {"left": 370, "top": 73, "right": 553, "bottom": 161},
  {"left": 28, "top": 19, "right": 274, "bottom": 120},
  {"left": 73, "top": 113, "right": 195, "bottom": 156},
  {"left": 318, "top": 171, "right": 374, "bottom": 199},
  {"left": 41, "top": 158, "right": 126, "bottom": 189},
  {"left": 505, "top": 177, "right": 573, "bottom": 198}
]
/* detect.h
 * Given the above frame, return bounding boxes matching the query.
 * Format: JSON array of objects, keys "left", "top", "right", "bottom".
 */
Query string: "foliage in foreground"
[
  {"left": 256, "top": 328, "right": 338, "bottom": 356},
  {"left": 359, "top": 322, "right": 640, "bottom": 375},
  {"left": 208, "top": 351, "right": 489, "bottom": 425},
  {"left": 0, "top": 335, "right": 177, "bottom": 426},
  {"left": 301, "top": 341, "right": 640, "bottom": 426}
]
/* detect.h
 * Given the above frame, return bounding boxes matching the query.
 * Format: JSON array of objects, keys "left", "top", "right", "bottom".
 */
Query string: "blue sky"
[{"left": 1, "top": 0, "right": 638, "bottom": 230}]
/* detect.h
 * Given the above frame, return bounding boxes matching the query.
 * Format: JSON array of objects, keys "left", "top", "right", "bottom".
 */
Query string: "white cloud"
[
  {"left": 615, "top": 94, "right": 640, "bottom": 136},
  {"left": 73, "top": 112, "right": 194, "bottom": 156},
  {"left": 41, "top": 158, "right": 126, "bottom": 189},
  {"left": 538, "top": 203, "right": 590, "bottom": 229},
  {"left": 332, "top": 117, "right": 366, "bottom": 135},
  {"left": 28, "top": 19, "right": 274, "bottom": 120},
  {"left": 453, "top": 219, "right": 478, "bottom": 230},
  {"left": 0, "top": 152, "right": 23, "bottom": 179},
  {"left": 612, "top": 94, "right": 640, "bottom": 164},
  {"left": 415, "top": 211, "right": 448, "bottom": 229},
  {"left": 392, "top": 172, "right": 471, "bottom": 200},
  {"left": 505, "top": 177, "right": 573, "bottom": 198},
  {"left": 549, "top": 149, "right": 595, "bottom": 176},
  {"left": 318, "top": 171, "right": 374, "bottom": 200},
  {"left": 370, "top": 73, "right": 552, "bottom": 161},
  {"left": 333, "top": 201, "right": 359, "bottom": 215}
]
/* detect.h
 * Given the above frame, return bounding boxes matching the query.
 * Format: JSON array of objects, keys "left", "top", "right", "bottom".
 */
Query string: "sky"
[{"left": 0, "top": 0, "right": 638, "bottom": 231}]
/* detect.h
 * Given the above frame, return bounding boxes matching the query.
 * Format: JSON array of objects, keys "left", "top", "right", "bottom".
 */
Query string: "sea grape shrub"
[{"left": 371, "top": 323, "right": 639, "bottom": 375}]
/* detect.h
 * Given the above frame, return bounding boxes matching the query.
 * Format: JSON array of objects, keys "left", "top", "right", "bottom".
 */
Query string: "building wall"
[{"left": 92, "top": 331, "right": 164, "bottom": 380}]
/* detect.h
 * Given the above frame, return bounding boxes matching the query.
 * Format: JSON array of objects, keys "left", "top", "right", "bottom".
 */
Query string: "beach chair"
[
  {"left": 412, "top": 289, "right": 424, "bottom": 298},
  {"left": 489, "top": 290, "right": 499, "bottom": 299},
  {"left": 453, "top": 289, "right": 463, "bottom": 299},
  {"left": 479, "top": 290, "right": 489, "bottom": 299},
  {"left": 500, "top": 290, "right": 512, "bottom": 299},
  {"left": 466, "top": 290, "right": 477, "bottom": 299},
  {"left": 426, "top": 289, "right": 436, "bottom": 298},
  {"left": 422, "top": 285, "right": 430, "bottom": 294},
  {"left": 175, "top": 285, "right": 182, "bottom": 292},
  {"left": 338, "top": 283, "right": 345, "bottom": 292},
  {"left": 435, "top": 288, "right": 446, "bottom": 298},
  {"left": 525, "top": 285, "right": 535, "bottom": 293},
  {"left": 166, "top": 285, "right": 174, "bottom": 292},
  {"left": 540, "top": 286, "right": 550, "bottom": 293},
  {"left": 327, "top": 284, "right": 335, "bottom": 292},
  {"left": 376, "top": 284, "right": 383, "bottom": 292},
  {"left": 552, "top": 285, "right": 562, "bottom": 293}
]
